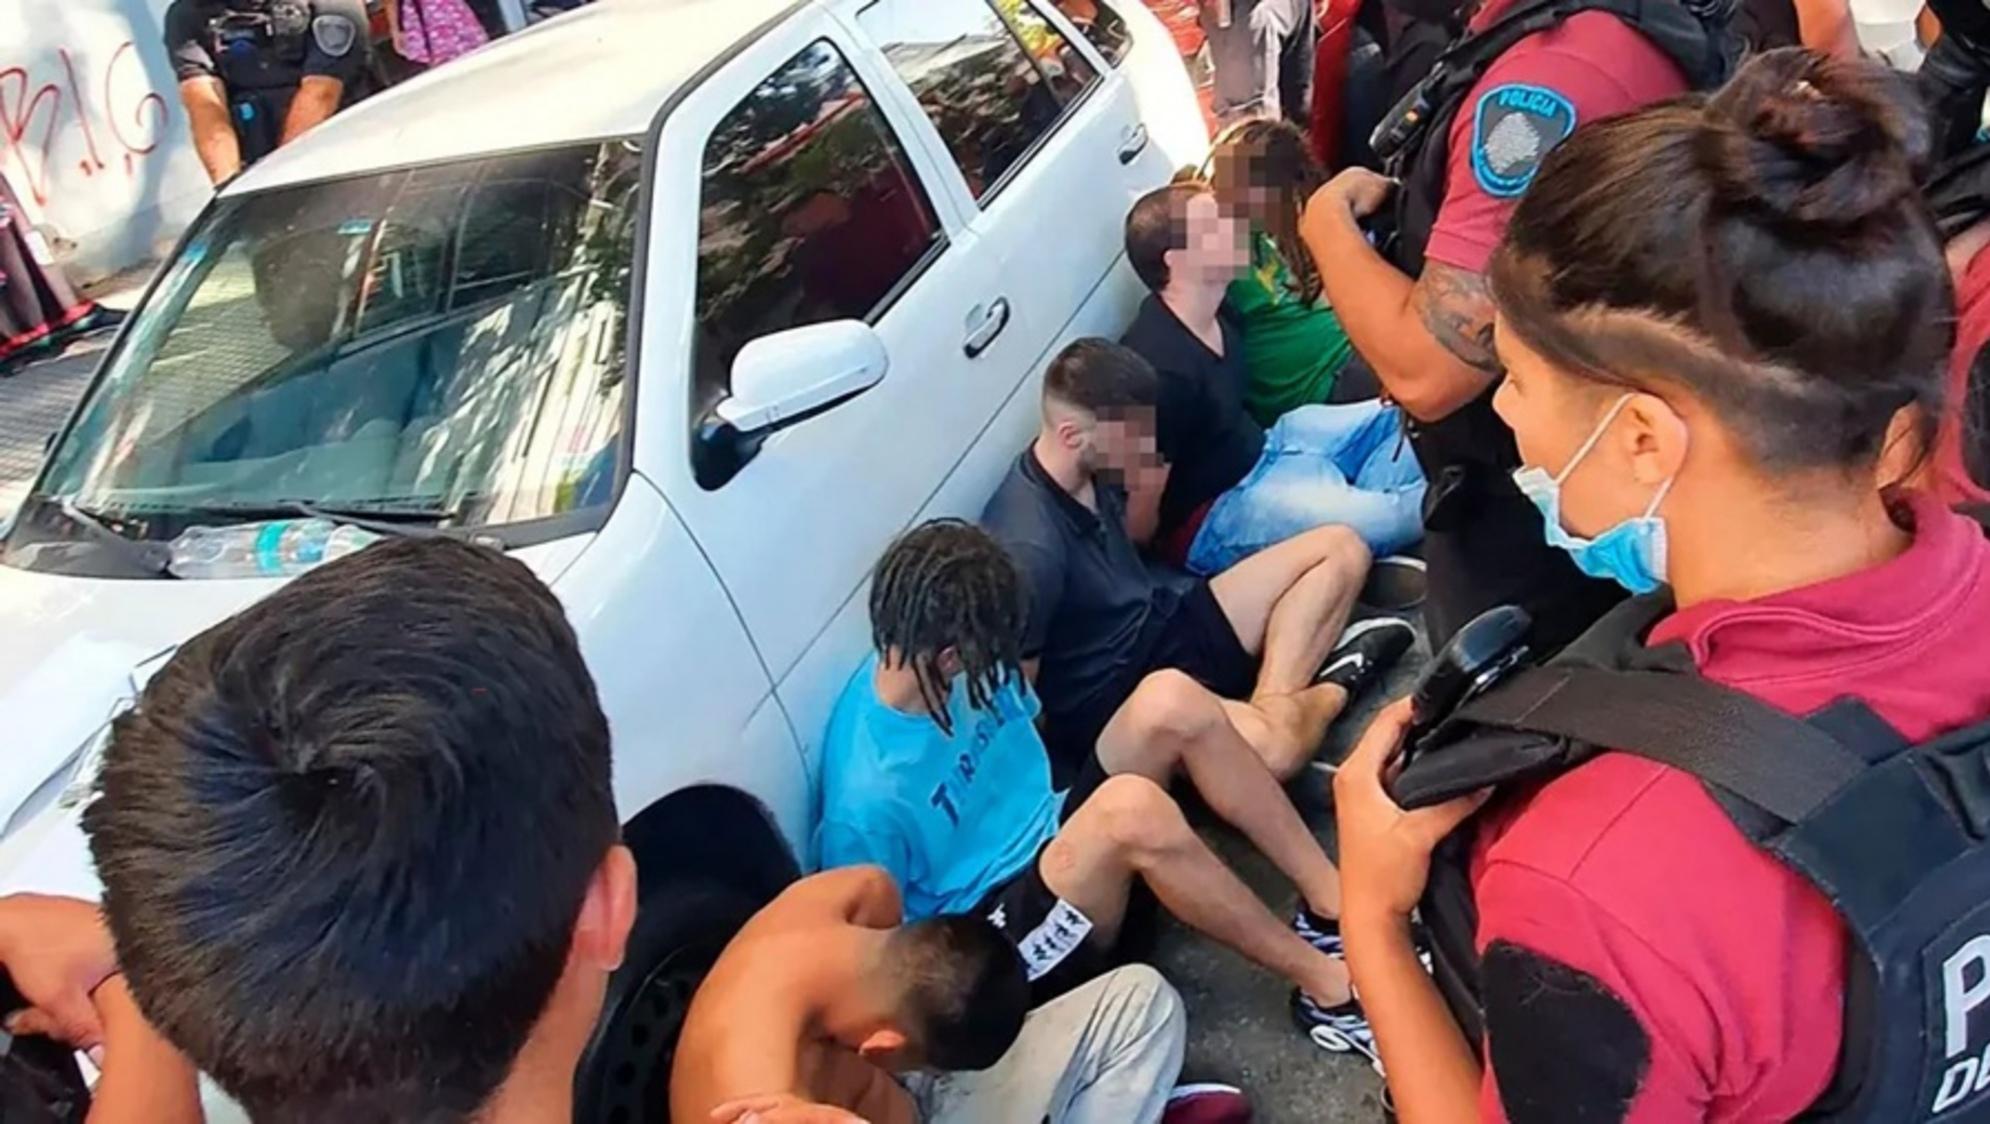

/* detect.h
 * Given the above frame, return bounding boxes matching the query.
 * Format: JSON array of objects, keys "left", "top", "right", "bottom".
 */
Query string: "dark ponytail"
[{"left": 1489, "top": 49, "right": 1953, "bottom": 476}]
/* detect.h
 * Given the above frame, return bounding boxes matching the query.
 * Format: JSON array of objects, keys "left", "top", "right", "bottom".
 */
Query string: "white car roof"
[{"left": 229, "top": 0, "right": 801, "bottom": 195}]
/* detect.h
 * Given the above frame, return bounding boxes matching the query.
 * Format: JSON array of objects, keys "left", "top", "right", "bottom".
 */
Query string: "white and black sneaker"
[
  {"left": 1293, "top": 905, "right": 1344, "bottom": 958},
  {"left": 1292, "top": 988, "right": 1386, "bottom": 1076},
  {"left": 1315, "top": 617, "right": 1417, "bottom": 700}
]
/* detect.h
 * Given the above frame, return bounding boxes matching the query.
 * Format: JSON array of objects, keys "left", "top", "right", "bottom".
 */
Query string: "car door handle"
[
  {"left": 964, "top": 298, "right": 1011, "bottom": 358},
  {"left": 1117, "top": 124, "right": 1150, "bottom": 165}
]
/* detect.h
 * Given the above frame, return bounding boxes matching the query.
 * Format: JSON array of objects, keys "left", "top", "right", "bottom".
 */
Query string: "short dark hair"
[
  {"left": 84, "top": 538, "right": 617, "bottom": 1123},
  {"left": 1043, "top": 337, "right": 1159, "bottom": 417},
  {"left": 871, "top": 520, "right": 1026, "bottom": 737},
  {"left": 1126, "top": 182, "right": 1206, "bottom": 292},
  {"left": 1491, "top": 49, "right": 1952, "bottom": 477},
  {"left": 887, "top": 916, "right": 1029, "bottom": 1070}
]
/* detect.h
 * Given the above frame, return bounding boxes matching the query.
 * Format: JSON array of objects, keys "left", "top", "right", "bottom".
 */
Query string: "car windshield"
[{"left": 6, "top": 140, "right": 642, "bottom": 576}]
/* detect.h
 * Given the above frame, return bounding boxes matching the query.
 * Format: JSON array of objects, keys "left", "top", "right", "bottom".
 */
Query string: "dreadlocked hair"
[
  {"left": 869, "top": 520, "right": 1028, "bottom": 737},
  {"left": 1210, "top": 118, "right": 1328, "bottom": 304}
]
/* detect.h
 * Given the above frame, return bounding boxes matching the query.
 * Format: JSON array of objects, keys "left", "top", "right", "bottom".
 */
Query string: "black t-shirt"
[
  {"left": 1120, "top": 295, "right": 1266, "bottom": 536},
  {"left": 165, "top": 0, "right": 368, "bottom": 92},
  {"left": 981, "top": 448, "right": 1184, "bottom": 746}
]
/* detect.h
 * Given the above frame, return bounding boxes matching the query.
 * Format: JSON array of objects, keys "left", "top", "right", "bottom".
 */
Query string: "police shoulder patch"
[
  {"left": 311, "top": 13, "right": 358, "bottom": 57},
  {"left": 1470, "top": 84, "right": 1578, "bottom": 199}
]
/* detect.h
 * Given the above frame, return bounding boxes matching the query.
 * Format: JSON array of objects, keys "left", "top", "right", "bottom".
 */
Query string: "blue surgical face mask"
[{"left": 1512, "top": 394, "right": 1678, "bottom": 595}]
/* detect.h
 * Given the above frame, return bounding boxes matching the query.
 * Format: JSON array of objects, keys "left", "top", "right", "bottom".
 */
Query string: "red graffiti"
[{"left": 0, "top": 40, "right": 170, "bottom": 207}]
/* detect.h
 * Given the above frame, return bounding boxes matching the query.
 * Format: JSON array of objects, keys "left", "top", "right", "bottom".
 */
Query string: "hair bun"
[{"left": 1695, "top": 48, "right": 1929, "bottom": 229}]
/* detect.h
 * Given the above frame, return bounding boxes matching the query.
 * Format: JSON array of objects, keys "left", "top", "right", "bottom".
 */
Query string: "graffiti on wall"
[{"left": 0, "top": 40, "right": 170, "bottom": 209}]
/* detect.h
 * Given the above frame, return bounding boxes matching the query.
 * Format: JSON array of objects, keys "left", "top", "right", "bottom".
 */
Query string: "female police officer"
[
  {"left": 164, "top": 0, "right": 369, "bottom": 184},
  {"left": 1331, "top": 50, "right": 1990, "bottom": 1120}
]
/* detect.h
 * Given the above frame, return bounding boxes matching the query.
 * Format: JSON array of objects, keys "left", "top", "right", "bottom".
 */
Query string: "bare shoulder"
[
  {"left": 671, "top": 931, "right": 811, "bottom": 1123},
  {"left": 1411, "top": 259, "right": 1499, "bottom": 374},
  {"left": 755, "top": 866, "right": 902, "bottom": 932}
]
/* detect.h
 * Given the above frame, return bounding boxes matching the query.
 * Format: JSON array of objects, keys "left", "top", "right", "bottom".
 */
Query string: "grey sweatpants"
[
  {"left": 1202, "top": 0, "right": 1319, "bottom": 124},
  {"left": 905, "top": 965, "right": 1187, "bottom": 1124}
]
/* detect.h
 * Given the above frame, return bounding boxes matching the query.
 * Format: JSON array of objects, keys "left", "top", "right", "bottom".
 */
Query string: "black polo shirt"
[
  {"left": 1121, "top": 294, "right": 1266, "bottom": 536},
  {"left": 982, "top": 447, "right": 1187, "bottom": 770}
]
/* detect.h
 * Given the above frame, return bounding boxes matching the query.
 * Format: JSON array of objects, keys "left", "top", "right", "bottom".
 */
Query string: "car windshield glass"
[{"left": 16, "top": 140, "right": 641, "bottom": 564}]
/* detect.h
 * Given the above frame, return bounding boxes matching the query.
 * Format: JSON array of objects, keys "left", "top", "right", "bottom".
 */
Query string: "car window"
[
  {"left": 693, "top": 38, "right": 943, "bottom": 418},
  {"left": 1050, "top": 0, "right": 1132, "bottom": 66},
  {"left": 859, "top": 0, "right": 1100, "bottom": 202},
  {"left": 27, "top": 143, "right": 641, "bottom": 550}
]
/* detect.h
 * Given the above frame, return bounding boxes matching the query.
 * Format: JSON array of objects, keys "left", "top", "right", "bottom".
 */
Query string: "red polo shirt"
[
  {"left": 1937, "top": 246, "right": 1990, "bottom": 508},
  {"left": 1470, "top": 495, "right": 1990, "bottom": 1120},
  {"left": 1422, "top": 0, "right": 1689, "bottom": 274}
]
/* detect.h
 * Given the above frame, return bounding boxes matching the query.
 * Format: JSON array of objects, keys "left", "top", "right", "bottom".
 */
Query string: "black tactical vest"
[{"left": 1362, "top": 0, "right": 1733, "bottom": 648}]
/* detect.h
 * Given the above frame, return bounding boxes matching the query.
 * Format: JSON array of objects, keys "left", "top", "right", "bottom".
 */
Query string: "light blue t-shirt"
[{"left": 815, "top": 655, "right": 1064, "bottom": 920}]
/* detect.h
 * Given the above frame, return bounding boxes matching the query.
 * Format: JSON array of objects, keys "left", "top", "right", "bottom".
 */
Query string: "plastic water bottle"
[{"left": 168, "top": 518, "right": 381, "bottom": 580}]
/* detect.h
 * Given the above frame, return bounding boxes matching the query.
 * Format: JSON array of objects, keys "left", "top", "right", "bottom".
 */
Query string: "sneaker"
[
  {"left": 1315, "top": 617, "right": 1417, "bottom": 699},
  {"left": 1361, "top": 555, "right": 1427, "bottom": 612},
  {"left": 1293, "top": 905, "right": 1344, "bottom": 958},
  {"left": 1292, "top": 988, "right": 1385, "bottom": 1076},
  {"left": 1162, "top": 1083, "right": 1253, "bottom": 1124}
]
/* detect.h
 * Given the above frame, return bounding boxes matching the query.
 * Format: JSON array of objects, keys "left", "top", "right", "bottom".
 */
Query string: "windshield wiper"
[
  {"left": 273, "top": 500, "right": 459, "bottom": 540},
  {"left": 43, "top": 500, "right": 172, "bottom": 576},
  {"left": 165, "top": 500, "right": 462, "bottom": 540}
]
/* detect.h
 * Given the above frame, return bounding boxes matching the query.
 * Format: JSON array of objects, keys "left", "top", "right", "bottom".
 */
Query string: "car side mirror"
[{"left": 716, "top": 320, "right": 889, "bottom": 435}]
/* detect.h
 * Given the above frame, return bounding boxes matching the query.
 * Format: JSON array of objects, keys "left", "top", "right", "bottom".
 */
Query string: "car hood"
[
  {"left": 0, "top": 535, "right": 592, "bottom": 837},
  {"left": 0, "top": 566, "right": 275, "bottom": 832}
]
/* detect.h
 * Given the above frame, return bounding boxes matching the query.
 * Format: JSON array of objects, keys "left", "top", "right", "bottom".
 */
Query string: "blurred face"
[
  {"left": 1491, "top": 319, "right": 1686, "bottom": 538},
  {"left": 1210, "top": 147, "right": 1282, "bottom": 228},
  {"left": 1086, "top": 407, "right": 1161, "bottom": 485},
  {"left": 1170, "top": 192, "right": 1251, "bottom": 286}
]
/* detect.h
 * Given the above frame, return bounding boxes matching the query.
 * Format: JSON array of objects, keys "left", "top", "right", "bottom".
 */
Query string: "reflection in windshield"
[{"left": 22, "top": 141, "right": 640, "bottom": 560}]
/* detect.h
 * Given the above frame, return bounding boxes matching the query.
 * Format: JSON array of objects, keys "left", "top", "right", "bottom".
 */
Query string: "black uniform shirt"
[{"left": 164, "top": 0, "right": 367, "bottom": 92}]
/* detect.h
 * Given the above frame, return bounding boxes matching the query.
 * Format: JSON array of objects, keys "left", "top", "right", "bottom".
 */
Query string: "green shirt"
[{"left": 1227, "top": 232, "right": 1354, "bottom": 427}]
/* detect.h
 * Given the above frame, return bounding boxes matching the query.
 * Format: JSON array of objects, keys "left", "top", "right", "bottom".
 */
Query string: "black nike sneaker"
[{"left": 1315, "top": 617, "right": 1416, "bottom": 698}]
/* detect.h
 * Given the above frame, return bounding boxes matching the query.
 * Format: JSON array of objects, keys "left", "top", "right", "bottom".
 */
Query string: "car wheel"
[{"left": 575, "top": 876, "right": 761, "bottom": 1124}]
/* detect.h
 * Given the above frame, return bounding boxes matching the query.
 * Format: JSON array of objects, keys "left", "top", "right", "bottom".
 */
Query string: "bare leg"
[
  {"left": 1039, "top": 775, "right": 1351, "bottom": 1005},
  {"left": 1096, "top": 670, "right": 1341, "bottom": 917},
  {"left": 1205, "top": 525, "right": 1371, "bottom": 775}
]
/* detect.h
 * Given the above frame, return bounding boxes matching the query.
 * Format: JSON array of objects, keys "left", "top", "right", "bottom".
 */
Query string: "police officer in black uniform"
[{"left": 164, "top": 0, "right": 369, "bottom": 184}]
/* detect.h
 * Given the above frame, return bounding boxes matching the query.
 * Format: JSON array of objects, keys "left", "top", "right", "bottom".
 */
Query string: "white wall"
[{"left": 4, "top": 0, "right": 213, "bottom": 284}]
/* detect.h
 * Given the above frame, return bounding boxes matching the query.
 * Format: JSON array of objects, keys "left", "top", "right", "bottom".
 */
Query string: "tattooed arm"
[
  {"left": 1410, "top": 261, "right": 1500, "bottom": 376},
  {"left": 1301, "top": 172, "right": 1501, "bottom": 423}
]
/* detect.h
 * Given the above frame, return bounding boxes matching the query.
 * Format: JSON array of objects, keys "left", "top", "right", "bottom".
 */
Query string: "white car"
[{"left": 0, "top": 0, "right": 1204, "bottom": 1114}]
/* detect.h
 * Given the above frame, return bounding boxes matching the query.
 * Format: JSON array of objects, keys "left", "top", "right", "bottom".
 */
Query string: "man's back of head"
[
  {"left": 883, "top": 915, "right": 1029, "bottom": 1072},
  {"left": 1043, "top": 338, "right": 1159, "bottom": 421},
  {"left": 1126, "top": 182, "right": 1207, "bottom": 293},
  {"left": 83, "top": 538, "right": 622, "bottom": 1123}
]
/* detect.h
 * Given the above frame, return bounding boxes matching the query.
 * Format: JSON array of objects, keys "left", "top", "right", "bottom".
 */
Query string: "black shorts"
[
  {"left": 977, "top": 755, "right": 1164, "bottom": 1005},
  {"left": 973, "top": 845, "right": 1114, "bottom": 1006},
  {"left": 1043, "top": 581, "right": 1256, "bottom": 782}
]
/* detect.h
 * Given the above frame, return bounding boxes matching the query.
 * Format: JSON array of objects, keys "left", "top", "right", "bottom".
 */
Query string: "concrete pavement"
[
  {"left": 0, "top": 335, "right": 109, "bottom": 526},
  {"left": 1151, "top": 628, "right": 1420, "bottom": 1124}
]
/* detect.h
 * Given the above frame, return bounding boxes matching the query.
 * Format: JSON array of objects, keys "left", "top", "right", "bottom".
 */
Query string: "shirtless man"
[{"left": 671, "top": 867, "right": 1187, "bottom": 1124}]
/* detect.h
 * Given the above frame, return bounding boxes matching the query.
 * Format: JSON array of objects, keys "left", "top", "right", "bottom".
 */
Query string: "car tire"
[{"left": 574, "top": 875, "right": 762, "bottom": 1124}]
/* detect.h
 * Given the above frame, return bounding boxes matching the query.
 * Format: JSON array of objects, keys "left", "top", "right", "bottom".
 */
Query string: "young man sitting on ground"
[
  {"left": 5, "top": 538, "right": 637, "bottom": 1123},
  {"left": 817, "top": 519, "right": 1387, "bottom": 1061},
  {"left": 672, "top": 865, "right": 1212, "bottom": 1123},
  {"left": 1120, "top": 182, "right": 1427, "bottom": 575},
  {"left": 982, "top": 338, "right": 1415, "bottom": 787}
]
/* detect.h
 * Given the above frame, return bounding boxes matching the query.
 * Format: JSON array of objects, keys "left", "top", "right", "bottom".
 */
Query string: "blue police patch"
[{"left": 1470, "top": 84, "right": 1577, "bottom": 199}]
